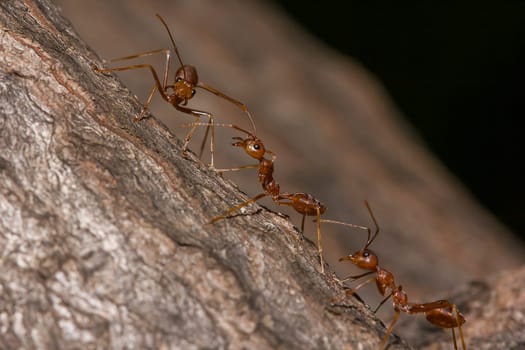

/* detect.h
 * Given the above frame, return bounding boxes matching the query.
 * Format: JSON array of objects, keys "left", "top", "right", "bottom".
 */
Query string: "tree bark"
[
  {"left": 1, "top": 0, "right": 523, "bottom": 349},
  {"left": 0, "top": 1, "right": 406, "bottom": 349}
]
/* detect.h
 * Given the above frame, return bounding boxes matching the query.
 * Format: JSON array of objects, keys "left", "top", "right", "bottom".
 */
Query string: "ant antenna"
[
  {"left": 155, "top": 14, "right": 185, "bottom": 77},
  {"left": 363, "top": 200, "right": 380, "bottom": 249}
]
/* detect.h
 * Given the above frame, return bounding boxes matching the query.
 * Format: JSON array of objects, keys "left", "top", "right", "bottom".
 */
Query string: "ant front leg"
[
  {"left": 300, "top": 214, "right": 306, "bottom": 233},
  {"left": 340, "top": 270, "right": 375, "bottom": 283},
  {"left": 183, "top": 122, "right": 263, "bottom": 172},
  {"left": 197, "top": 82, "right": 257, "bottom": 135},
  {"left": 330, "top": 275, "right": 376, "bottom": 304}
]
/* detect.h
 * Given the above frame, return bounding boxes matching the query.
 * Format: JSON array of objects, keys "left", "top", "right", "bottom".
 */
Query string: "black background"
[{"left": 275, "top": 1, "right": 525, "bottom": 237}]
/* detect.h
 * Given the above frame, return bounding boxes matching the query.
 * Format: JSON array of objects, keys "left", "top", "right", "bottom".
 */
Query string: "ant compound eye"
[
  {"left": 191, "top": 89, "right": 196, "bottom": 97},
  {"left": 253, "top": 144, "right": 260, "bottom": 150},
  {"left": 176, "top": 77, "right": 182, "bottom": 83},
  {"left": 363, "top": 251, "right": 370, "bottom": 258}
]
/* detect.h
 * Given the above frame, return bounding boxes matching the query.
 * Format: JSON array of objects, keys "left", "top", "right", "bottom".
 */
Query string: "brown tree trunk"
[
  {"left": 1, "top": 0, "right": 523, "bottom": 349},
  {"left": 0, "top": 1, "right": 406, "bottom": 349}
]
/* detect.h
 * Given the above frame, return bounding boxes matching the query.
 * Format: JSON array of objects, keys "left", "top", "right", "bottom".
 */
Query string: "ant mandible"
[
  {"left": 323, "top": 201, "right": 466, "bottom": 350},
  {"left": 196, "top": 123, "right": 328, "bottom": 273},
  {"left": 93, "top": 14, "right": 256, "bottom": 168}
]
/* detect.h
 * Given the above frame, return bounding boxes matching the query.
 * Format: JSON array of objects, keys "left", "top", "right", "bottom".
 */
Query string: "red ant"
[
  {"left": 93, "top": 14, "right": 256, "bottom": 168},
  {"left": 322, "top": 201, "right": 466, "bottom": 350},
  {"left": 197, "top": 123, "right": 328, "bottom": 273}
]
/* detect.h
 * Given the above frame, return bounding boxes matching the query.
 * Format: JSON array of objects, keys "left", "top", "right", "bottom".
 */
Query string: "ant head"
[
  {"left": 232, "top": 136, "right": 266, "bottom": 160},
  {"left": 339, "top": 248, "right": 378, "bottom": 270},
  {"left": 155, "top": 13, "right": 196, "bottom": 87},
  {"left": 175, "top": 65, "right": 199, "bottom": 86},
  {"left": 172, "top": 66, "right": 198, "bottom": 100}
]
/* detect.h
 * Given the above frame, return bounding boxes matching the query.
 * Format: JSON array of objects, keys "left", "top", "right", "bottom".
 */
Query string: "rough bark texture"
[
  {"left": 0, "top": 1, "right": 404, "bottom": 349},
  {"left": 1, "top": 0, "right": 523, "bottom": 349}
]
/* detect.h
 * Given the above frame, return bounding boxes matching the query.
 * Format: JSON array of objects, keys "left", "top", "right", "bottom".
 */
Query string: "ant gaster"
[
  {"left": 323, "top": 201, "right": 466, "bottom": 350},
  {"left": 93, "top": 14, "right": 256, "bottom": 168},
  {"left": 201, "top": 123, "right": 328, "bottom": 273}
]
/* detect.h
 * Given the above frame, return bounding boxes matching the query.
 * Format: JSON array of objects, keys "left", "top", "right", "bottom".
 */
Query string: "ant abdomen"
[{"left": 425, "top": 305, "right": 466, "bottom": 328}]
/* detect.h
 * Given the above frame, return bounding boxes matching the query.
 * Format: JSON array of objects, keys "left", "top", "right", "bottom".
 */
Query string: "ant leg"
[
  {"left": 452, "top": 328, "right": 458, "bottom": 350},
  {"left": 94, "top": 64, "right": 164, "bottom": 90},
  {"left": 108, "top": 48, "right": 170, "bottom": 61},
  {"left": 373, "top": 292, "right": 394, "bottom": 313},
  {"left": 273, "top": 201, "right": 314, "bottom": 243},
  {"left": 319, "top": 219, "right": 369, "bottom": 236},
  {"left": 197, "top": 116, "right": 212, "bottom": 159},
  {"left": 182, "top": 122, "right": 263, "bottom": 171},
  {"left": 106, "top": 48, "right": 171, "bottom": 88},
  {"left": 315, "top": 208, "right": 324, "bottom": 274},
  {"left": 93, "top": 63, "right": 168, "bottom": 104},
  {"left": 379, "top": 309, "right": 401, "bottom": 350},
  {"left": 340, "top": 270, "right": 375, "bottom": 283},
  {"left": 331, "top": 276, "right": 376, "bottom": 304},
  {"left": 175, "top": 105, "right": 214, "bottom": 166},
  {"left": 213, "top": 164, "right": 259, "bottom": 173},
  {"left": 211, "top": 115, "right": 216, "bottom": 167},
  {"left": 198, "top": 116, "right": 217, "bottom": 165},
  {"left": 453, "top": 304, "right": 467, "bottom": 350},
  {"left": 210, "top": 192, "right": 269, "bottom": 224},
  {"left": 197, "top": 82, "right": 257, "bottom": 135},
  {"left": 273, "top": 198, "right": 300, "bottom": 212},
  {"left": 182, "top": 116, "right": 200, "bottom": 158},
  {"left": 185, "top": 119, "right": 260, "bottom": 161},
  {"left": 108, "top": 48, "right": 170, "bottom": 62},
  {"left": 345, "top": 277, "right": 376, "bottom": 298},
  {"left": 136, "top": 84, "right": 158, "bottom": 121}
]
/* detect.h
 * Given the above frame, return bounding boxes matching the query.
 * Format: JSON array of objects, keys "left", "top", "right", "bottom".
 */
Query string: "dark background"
[{"left": 274, "top": 1, "right": 525, "bottom": 237}]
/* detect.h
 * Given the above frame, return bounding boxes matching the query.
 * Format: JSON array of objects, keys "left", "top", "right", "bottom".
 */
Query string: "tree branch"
[
  {"left": 0, "top": 1, "right": 411, "bottom": 349},
  {"left": 2, "top": 0, "right": 524, "bottom": 349}
]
